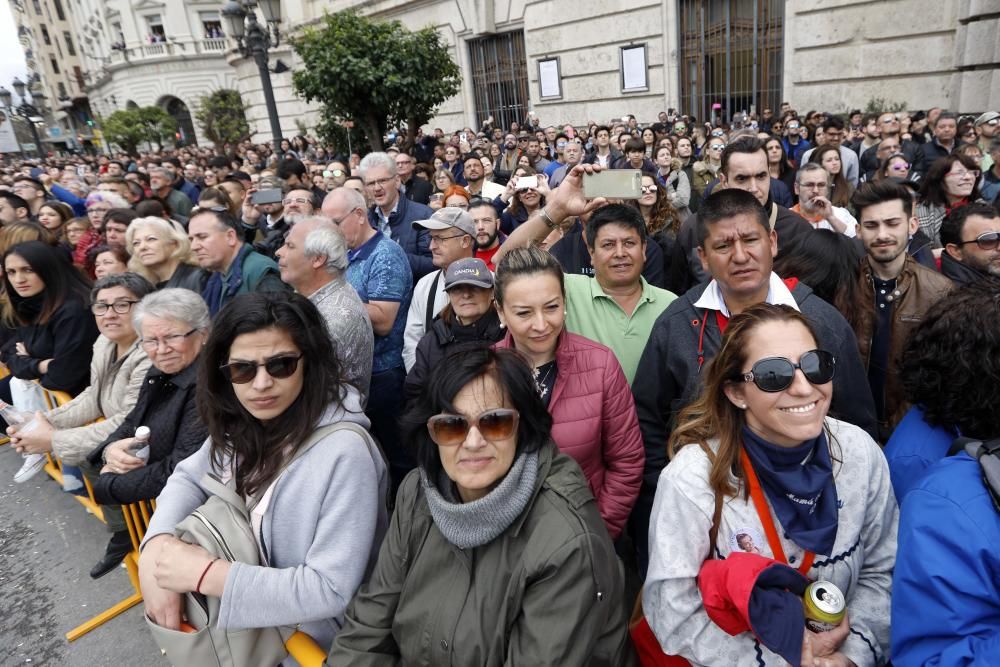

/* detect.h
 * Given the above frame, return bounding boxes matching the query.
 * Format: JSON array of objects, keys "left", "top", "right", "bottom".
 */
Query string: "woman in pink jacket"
[{"left": 493, "top": 246, "right": 643, "bottom": 539}]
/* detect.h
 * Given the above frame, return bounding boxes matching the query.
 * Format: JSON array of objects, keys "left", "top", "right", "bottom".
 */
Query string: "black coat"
[
  {"left": 404, "top": 309, "right": 505, "bottom": 401},
  {"left": 159, "top": 262, "right": 208, "bottom": 294},
  {"left": 88, "top": 361, "right": 207, "bottom": 505},
  {"left": 0, "top": 298, "right": 98, "bottom": 395},
  {"left": 403, "top": 177, "right": 433, "bottom": 206}
]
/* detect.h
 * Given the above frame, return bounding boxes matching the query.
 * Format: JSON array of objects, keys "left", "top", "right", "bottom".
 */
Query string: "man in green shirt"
[{"left": 495, "top": 166, "right": 676, "bottom": 383}]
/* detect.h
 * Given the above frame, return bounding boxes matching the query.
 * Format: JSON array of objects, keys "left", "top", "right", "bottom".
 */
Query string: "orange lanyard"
[{"left": 740, "top": 448, "right": 815, "bottom": 575}]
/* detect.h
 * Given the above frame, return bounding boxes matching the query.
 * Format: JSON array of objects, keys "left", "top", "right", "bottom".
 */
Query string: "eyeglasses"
[
  {"left": 787, "top": 123, "right": 800, "bottom": 130},
  {"left": 945, "top": 169, "right": 979, "bottom": 180},
  {"left": 889, "top": 162, "right": 910, "bottom": 172},
  {"left": 984, "top": 118, "right": 1000, "bottom": 127},
  {"left": 710, "top": 144, "right": 726, "bottom": 152},
  {"left": 426, "top": 408, "right": 519, "bottom": 446},
  {"left": 323, "top": 169, "right": 345, "bottom": 178},
  {"left": 219, "top": 353, "right": 303, "bottom": 384},
  {"left": 738, "top": 350, "right": 836, "bottom": 393},
  {"left": 140, "top": 329, "right": 198, "bottom": 351},
  {"left": 640, "top": 185, "right": 657, "bottom": 194},
  {"left": 957, "top": 231, "right": 1000, "bottom": 251},
  {"left": 282, "top": 197, "right": 311, "bottom": 206},
  {"left": 879, "top": 117, "right": 899, "bottom": 124},
  {"left": 364, "top": 176, "right": 395, "bottom": 189},
  {"left": 429, "top": 232, "right": 466, "bottom": 244},
  {"left": 91, "top": 299, "right": 138, "bottom": 316}
]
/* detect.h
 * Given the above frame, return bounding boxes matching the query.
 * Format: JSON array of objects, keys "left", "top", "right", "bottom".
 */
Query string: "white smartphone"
[
  {"left": 515, "top": 176, "right": 538, "bottom": 191},
  {"left": 583, "top": 170, "right": 643, "bottom": 199}
]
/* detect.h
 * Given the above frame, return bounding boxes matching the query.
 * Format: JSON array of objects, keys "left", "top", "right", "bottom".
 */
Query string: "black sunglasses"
[
  {"left": 738, "top": 350, "right": 836, "bottom": 392},
  {"left": 219, "top": 353, "right": 303, "bottom": 384},
  {"left": 958, "top": 231, "right": 1000, "bottom": 251}
]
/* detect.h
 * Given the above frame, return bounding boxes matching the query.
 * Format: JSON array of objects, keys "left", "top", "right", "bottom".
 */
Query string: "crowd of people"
[{"left": 1, "top": 101, "right": 999, "bottom": 666}]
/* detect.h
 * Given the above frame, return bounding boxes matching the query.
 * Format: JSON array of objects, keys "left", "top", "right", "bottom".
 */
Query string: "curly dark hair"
[{"left": 900, "top": 277, "right": 1000, "bottom": 438}]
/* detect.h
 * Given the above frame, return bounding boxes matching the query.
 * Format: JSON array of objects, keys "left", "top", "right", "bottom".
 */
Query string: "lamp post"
[
  {"left": 0, "top": 76, "right": 48, "bottom": 158},
  {"left": 221, "top": 0, "right": 284, "bottom": 157}
]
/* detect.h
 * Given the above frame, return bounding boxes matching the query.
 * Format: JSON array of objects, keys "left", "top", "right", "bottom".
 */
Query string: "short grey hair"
[
  {"left": 91, "top": 272, "right": 156, "bottom": 305},
  {"left": 328, "top": 186, "right": 367, "bottom": 214},
  {"left": 358, "top": 152, "right": 396, "bottom": 179},
  {"left": 132, "top": 288, "right": 211, "bottom": 334},
  {"left": 299, "top": 216, "right": 349, "bottom": 274},
  {"left": 148, "top": 166, "right": 172, "bottom": 180},
  {"left": 796, "top": 162, "right": 831, "bottom": 185}
]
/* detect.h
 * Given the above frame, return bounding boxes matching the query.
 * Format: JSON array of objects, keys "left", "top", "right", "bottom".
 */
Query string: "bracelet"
[
  {"left": 196, "top": 558, "right": 220, "bottom": 595},
  {"left": 539, "top": 206, "right": 559, "bottom": 230}
]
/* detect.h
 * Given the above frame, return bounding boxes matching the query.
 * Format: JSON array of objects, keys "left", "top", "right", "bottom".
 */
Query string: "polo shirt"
[
  {"left": 346, "top": 231, "right": 413, "bottom": 374},
  {"left": 564, "top": 273, "right": 676, "bottom": 384}
]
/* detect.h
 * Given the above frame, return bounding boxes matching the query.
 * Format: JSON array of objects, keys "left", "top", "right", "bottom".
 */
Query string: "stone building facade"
[{"left": 18, "top": 0, "right": 997, "bottom": 149}]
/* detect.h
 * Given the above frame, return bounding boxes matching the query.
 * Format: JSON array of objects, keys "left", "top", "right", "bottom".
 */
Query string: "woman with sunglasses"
[
  {"left": 330, "top": 347, "right": 630, "bottom": 664},
  {"left": 89, "top": 289, "right": 209, "bottom": 572},
  {"left": 8, "top": 272, "right": 155, "bottom": 576},
  {"left": 139, "top": 292, "right": 388, "bottom": 652},
  {"left": 875, "top": 153, "right": 912, "bottom": 183},
  {"left": 916, "top": 154, "right": 985, "bottom": 247},
  {"left": 690, "top": 136, "right": 726, "bottom": 199},
  {"left": 493, "top": 247, "right": 644, "bottom": 540},
  {"left": 634, "top": 174, "right": 683, "bottom": 279},
  {"left": 644, "top": 303, "right": 896, "bottom": 667},
  {"left": 498, "top": 166, "right": 547, "bottom": 235}
]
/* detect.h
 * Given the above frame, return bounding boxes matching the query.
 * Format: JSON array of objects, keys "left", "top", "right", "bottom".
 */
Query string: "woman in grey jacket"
[
  {"left": 139, "top": 292, "right": 388, "bottom": 652},
  {"left": 329, "top": 348, "right": 630, "bottom": 665}
]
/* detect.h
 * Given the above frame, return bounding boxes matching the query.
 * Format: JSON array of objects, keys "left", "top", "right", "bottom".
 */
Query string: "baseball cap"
[
  {"left": 974, "top": 111, "right": 999, "bottom": 126},
  {"left": 412, "top": 207, "right": 476, "bottom": 236},
  {"left": 444, "top": 258, "right": 493, "bottom": 290}
]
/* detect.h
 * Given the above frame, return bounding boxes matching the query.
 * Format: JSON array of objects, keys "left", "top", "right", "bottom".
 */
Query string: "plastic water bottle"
[
  {"left": 130, "top": 426, "right": 151, "bottom": 462},
  {"left": 1, "top": 400, "right": 40, "bottom": 435}
]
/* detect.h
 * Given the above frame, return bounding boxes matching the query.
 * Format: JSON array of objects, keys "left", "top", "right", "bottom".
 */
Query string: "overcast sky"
[{"left": 0, "top": 2, "right": 30, "bottom": 93}]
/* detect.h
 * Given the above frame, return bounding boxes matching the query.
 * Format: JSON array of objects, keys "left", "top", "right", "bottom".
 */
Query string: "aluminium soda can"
[{"left": 803, "top": 581, "right": 846, "bottom": 633}]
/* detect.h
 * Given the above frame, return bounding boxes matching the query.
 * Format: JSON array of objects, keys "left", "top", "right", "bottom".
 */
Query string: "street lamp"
[
  {"left": 221, "top": 0, "right": 284, "bottom": 156},
  {"left": 0, "top": 76, "right": 47, "bottom": 158}
]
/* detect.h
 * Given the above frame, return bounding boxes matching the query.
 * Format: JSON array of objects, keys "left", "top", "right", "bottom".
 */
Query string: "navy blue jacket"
[{"left": 367, "top": 194, "right": 435, "bottom": 279}]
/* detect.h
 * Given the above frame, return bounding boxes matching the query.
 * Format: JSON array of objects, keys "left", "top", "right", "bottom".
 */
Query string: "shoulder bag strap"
[{"left": 424, "top": 271, "right": 442, "bottom": 331}]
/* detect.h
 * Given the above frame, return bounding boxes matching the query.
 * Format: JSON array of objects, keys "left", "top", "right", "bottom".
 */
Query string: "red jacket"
[{"left": 496, "top": 330, "right": 644, "bottom": 539}]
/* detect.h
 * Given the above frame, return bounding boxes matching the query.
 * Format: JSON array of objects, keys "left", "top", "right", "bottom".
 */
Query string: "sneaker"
[{"left": 13, "top": 453, "right": 46, "bottom": 484}]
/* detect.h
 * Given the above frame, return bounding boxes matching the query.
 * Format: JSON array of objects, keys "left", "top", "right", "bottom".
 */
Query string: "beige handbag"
[{"left": 146, "top": 421, "right": 382, "bottom": 666}]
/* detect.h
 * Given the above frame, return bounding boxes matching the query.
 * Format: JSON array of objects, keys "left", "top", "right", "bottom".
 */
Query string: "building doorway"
[
  {"left": 678, "top": 0, "right": 784, "bottom": 124},
  {"left": 163, "top": 96, "right": 197, "bottom": 146},
  {"left": 468, "top": 31, "right": 529, "bottom": 132}
]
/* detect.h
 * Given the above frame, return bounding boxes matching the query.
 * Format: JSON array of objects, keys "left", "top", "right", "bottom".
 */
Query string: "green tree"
[
  {"left": 195, "top": 89, "right": 252, "bottom": 148},
  {"left": 102, "top": 106, "right": 177, "bottom": 154},
  {"left": 291, "top": 10, "right": 461, "bottom": 152}
]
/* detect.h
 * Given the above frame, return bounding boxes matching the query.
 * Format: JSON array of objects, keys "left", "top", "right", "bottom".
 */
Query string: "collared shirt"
[
  {"left": 374, "top": 194, "right": 401, "bottom": 238},
  {"left": 564, "top": 274, "right": 676, "bottom": 384},
  {"left": 693, "top": 272, "right": 799, "bottom": 318},
  {"left": 345, "top": 231, "right": 413, "bottom": 374}
]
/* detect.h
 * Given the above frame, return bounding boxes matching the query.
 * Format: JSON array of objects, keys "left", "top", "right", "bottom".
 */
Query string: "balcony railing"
[
  {"left": 102, "top": 37, "right": 233, "bottom": 67},
  {"left": 202, "top": 38, "right": 227, "bottom": 52}
]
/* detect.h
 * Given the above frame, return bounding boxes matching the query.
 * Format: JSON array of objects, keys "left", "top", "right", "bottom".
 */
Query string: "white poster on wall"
[
  {"left": 621, "top": 45, "right": 648, "bottom": 91},
  {"left": 0, "top": 112, "right": 21, "bottom": 154}
]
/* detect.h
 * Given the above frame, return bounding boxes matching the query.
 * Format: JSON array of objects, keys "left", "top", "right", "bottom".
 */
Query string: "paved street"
[{"left": 0, "top": 444, "right": 166, "bottom": 667}]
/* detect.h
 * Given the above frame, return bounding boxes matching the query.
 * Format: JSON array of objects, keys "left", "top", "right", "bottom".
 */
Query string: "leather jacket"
[{"left": 854, "top": 255, "right": 953, "bottom": 438}]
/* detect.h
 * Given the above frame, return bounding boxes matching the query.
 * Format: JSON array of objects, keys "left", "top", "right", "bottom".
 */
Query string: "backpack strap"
[
  {"left": 948, "top": 436, "right": 1000, "bottom": 514},
  {"left": 424, "top": 271, "right": 442, "bottom": 331}
]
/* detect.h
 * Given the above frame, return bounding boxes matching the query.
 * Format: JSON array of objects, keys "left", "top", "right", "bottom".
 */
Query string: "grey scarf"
[{"left": 420, "top": 450, "right": 539, "bottom": 549}]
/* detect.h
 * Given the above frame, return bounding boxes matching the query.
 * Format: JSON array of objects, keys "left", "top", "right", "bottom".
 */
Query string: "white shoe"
[{"left": 14, "top": 453, "right": 46, "bottom": 484}]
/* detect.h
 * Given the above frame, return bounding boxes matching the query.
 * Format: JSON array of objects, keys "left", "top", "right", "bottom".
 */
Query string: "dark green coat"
[{"left": 328, "top": 442, "right": 632, "bottom": 666}]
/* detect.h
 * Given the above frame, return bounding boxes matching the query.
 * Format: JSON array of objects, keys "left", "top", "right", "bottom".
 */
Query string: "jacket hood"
[{"left": 317, "top": 385, "right": 371, "bottom": 431}]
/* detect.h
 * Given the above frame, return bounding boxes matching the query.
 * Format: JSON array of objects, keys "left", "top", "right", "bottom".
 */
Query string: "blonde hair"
[{"left": 124, "top": 216, "right": 197, "bottom": 283}]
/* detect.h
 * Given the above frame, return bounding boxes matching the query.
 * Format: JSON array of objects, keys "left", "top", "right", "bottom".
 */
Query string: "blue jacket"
[
  {"left": 782, "top": 138, "right": 812, "bottom": 167},
  {"left": 891, "top": 453, "right": 1000, "bottom": 666},
  {"left": 367, "top": 195, "right": 434, "bottom": 279},
  {"left": 884, "top": 406, "right": 957, "bottom": 503},
  {"left": 50, "top": 183, "right": 87, "bottom": 216}
]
